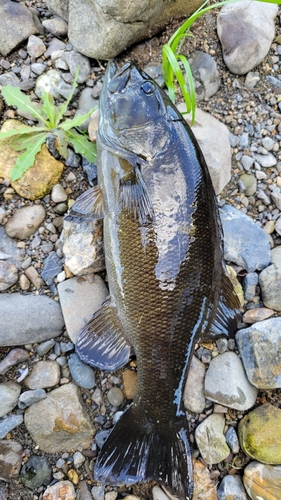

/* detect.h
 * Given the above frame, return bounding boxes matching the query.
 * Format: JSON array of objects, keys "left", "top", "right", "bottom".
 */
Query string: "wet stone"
[
  {"left": 204, "top": 351, "right": 258, "bottom": 410},
  {"left": 20, "top": 455, "right": 52, "bottom": 489},
  {"left": 68, "top": 353, "right": 96, "bottom": 390},
  {"left": 0, "top": 440, "right": 23, "bottom": 481},
  {"left": 41, "top": 251, "right": 63, "bottom": 285},
  {"left": 25, "top": 360, "right": 60, "bottom": 389},
  {"left": 217, "top": 474, "right": 247, "bottom": 499},
  {"left": 18, "top": 388, "right": 47, "bottom": 409},
  {"left": 195, "top": 413, "right": 230, "bottom": 464},
  {"left": 0, "top": 348, "right": 29, "bottom": 375},
  {"left": 0, "top": 414, "right": 24, "bottom": 439},
  {"left": 239, "top": 404, "right": 281, "bottom": 464},
  {"left": 183, "top": 355, "right": 206, "bottom": 413},
  {"left": 0, "top": 382, "right": 21, "bottom": 417},
  {"left": 236, "top": 318, "right": 281, "bottom": 389},
  {"left": 243, "top": 461, "right": 281, "bottom": 500}
]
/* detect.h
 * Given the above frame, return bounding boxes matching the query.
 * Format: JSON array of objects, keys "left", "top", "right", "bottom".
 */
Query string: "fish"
[{"left": 72, "top": 60, "right": 240, "bottom": 499}]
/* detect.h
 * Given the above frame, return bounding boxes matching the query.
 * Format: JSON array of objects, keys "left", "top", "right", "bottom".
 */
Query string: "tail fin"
[{"left": 94, "top": 405, "right": 193, "bottom": 500}]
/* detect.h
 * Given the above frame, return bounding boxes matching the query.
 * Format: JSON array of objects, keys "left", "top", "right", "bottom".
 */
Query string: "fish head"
[{"left": 99, "top": 61, "right": 173, "bottom": 163}]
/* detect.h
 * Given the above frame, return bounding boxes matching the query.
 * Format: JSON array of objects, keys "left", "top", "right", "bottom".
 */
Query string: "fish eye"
[{"left": 141, "top": 81, "right": 155, "bottom": 95}]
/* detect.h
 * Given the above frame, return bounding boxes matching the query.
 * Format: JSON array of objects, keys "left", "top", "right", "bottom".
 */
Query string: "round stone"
[
  {"left": 20, "top": 455, "right": 52, "bottom": 489},
  {"left": 5, "top": 204, "right": 46, "bottom": 240},
  {"left": 107, "top": 387, "right": 124, "bottom": 407}
]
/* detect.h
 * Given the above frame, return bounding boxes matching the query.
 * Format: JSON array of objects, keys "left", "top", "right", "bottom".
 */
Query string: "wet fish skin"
[{"left": 74, "top": 60, "right": 240, "bottom": 499}]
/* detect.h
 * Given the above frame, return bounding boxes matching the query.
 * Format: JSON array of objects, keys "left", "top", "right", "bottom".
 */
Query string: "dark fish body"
[{"left": 74, "top": 61, "right": 240, "bottom": 499}]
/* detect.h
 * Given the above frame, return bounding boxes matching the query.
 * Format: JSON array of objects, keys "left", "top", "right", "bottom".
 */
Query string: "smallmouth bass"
[{"left": 72, "top": 61, "right": 240, "bottom": 499}]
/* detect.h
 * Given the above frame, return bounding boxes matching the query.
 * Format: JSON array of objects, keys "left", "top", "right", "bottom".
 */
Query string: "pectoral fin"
[
  {"left": 76, "top": 299, "right": 131, "bottom": 371},
  {"left": 70, "top": 186, "right": 104, "bottom": 219},
  {"left": 119, "top": 160, "right": 154, "bottom": 225}
]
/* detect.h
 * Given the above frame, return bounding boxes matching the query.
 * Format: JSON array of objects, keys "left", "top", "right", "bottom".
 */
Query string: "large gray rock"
[
  {"left": 46, "top": 0, "right": 205, "bottom": 60},
  {"left": 178, "top": 106, "right": 231, "bottom": 195},
  {"left": 0, "top": 0, "right": 39, "bottom": 56},
  {"left": 217, "top": 1, "right": 278, "bottom": 75},
  {"left": 195, "top": 413, "right": 230, "bottom": 465},
  {"left": 259, "top": 261, "right": 281, "bottom": 311},
  {"left": 0, "top": 294, "right": 64, "bottom": 346},
  {"left": 188, "top": 50, "right": 220, "bottom": 101}
]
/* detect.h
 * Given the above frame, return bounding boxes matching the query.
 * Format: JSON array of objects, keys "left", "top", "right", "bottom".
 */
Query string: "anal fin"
[
  {"left": 76, "top": 299, "right": 131, "bottom": 371},
  {"left": 70, "top": 186, "right": 104, "bottom": 220}
]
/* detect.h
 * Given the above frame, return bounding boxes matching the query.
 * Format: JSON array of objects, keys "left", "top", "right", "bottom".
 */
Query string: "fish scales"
[{"left": 73, "top": 61, "right": 240, "bottom": 499}]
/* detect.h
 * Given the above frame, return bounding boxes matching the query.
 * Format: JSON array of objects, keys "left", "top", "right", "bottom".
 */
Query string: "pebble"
[
  {"left": 242, "top": 307, "right": 274, "bottom": 324},
  {"left": 62, "top": 50, "right": 91, "bottom": 83},
  {"left": 24, "top": 265, "right": 44, "bottom": 288},
  {"left": 24, "top": 360, "right": 60, "bottom": 389},
  {"left": 68, "top": 353, "right": 96, "bottom": 389},
  {"left": 18, "top": 388, "right": 47, "bottom": 409},
  {"left": 0, "top": 382, "right": 21, "bottom": 417},
  {"left": 91, "top": 485, "right": 105, "bottom": 500},
  {"left": 73, "top": 450, "right": 85, "bottom": 468},
  {"left": 183, "top": 355, "right": 206, "bottom": 413},
  {"left": 24, "top": 383, "right": 94, "bottom": 452},
  {"left": 259, "top": 261, "right": 281, "bottom": 311},
  {"left": 58, "top": 274, "right": 108, "bottom": 343},
  {"left": 43, "top": 480, "right": 76, "bottom": 500},
  {"left": 0, "top": 227, "right": 25, "bottom": 269},
  {"left": 254, "top": 152, "right": 277, "bottom": 168},
  {"left": 0, "top": 440, "right": 23, "bottom": 481},
  {"left": 152, "top": 487, "right": 169, "bottom": 500},
  {"left": 122, "top": 369, "right": 138, "bottom": 400},
  {"left": 27, "top": 35, "right": 46, "bottom": 58},
  {"left": 41, "top": 251, "right": 63, "bottom": 285},
  {"left": 0, "top": 294, "right": 64, "bottom": 346},
  {"left": 5, "top": 204, "right": 46, "bottom": 240},
  {"left": 0, "top": 348, "right": 29, "bottom": 375},
  {"left": 243, "top": 461, "right": 281, "bottom": 500},
  {"left": 204, "top": 351, "right": 258, "bottom": 410},
  {"left": 217, "top": 474, "right": 247, "bottom": 499},
  {"left": 241, "top": 155, "right": 254, "bottom": 170},
  {"left": 105, "top": 492, "right": 118, "bottom": 500},
  {"left": 239, "top": 173, "right": 257, "bottom": 196},
  {"left": 77, "top": 480, "right": 93, "bottom": 500},
  {"left": 239, "top": 404, "right": 281, "bottom": 464},
  {"left": 0, "top": 414, "right": 24, "bottom": 439},
  {"left": 193, "top": 459, "right": 218, "bottom": 499},
  {"left": 51, "top": 183, "right": 68, "bottom": 203},
  {"left": 42, "top": 16, "right": 68, "bottom": 37},
  {"left": 37, "top": 339, "right": 56, "bottom": 356},
  {"left": 107, "top": 387, "right": 124, "bottom": 407},
  {"left": 0, "top": 260, "right": 18, "bottom": 291},
  {"left": 195, "top": 413, "right": 230, "bottom": 464},
  {"left": 95, "top": 430, "right": 111, "bottom": 449},
  {"left": 242, "top": 272, "right": 258, "bottom": 301},
  {"left": 20, "top": 455, "right": 52, "bottom": 488},
  {"left": 236, "top": 318, "right": 281, "bottom": 389},
  {"left": 225, "top": 426, "right": 240, "bottom": 454}
]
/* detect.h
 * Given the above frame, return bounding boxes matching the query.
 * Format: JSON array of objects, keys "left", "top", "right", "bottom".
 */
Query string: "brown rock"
[
  {"left": 0, "top": 120, "right": 64, "bottom": 200},
  {"left": 243, "top": 307, "right": 275, "bottom": 324},
  {"left": 24, "top": 266, "right": 44, "bottom": 288},
  {"left": 25, "top": 360, "right": 60, "bottom": 389},
  {"left": 43, "top": 480, "right": 76, "bottom": 500},
  {"left": 0, "top": 440, "right": 23, "bottom": 481},
  {"left": 193, "top": 459, "right": 218, "bottom": 499},
  {"left": 122, "top": 369, "right": 138, "bottom": 400},
  {"left": 243, "top": 461, "right": 281, "bottom": 500}
]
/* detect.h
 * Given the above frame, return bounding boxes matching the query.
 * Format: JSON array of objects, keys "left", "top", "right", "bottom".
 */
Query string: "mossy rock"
[
  {"left": 0, "top": 120, "right": 64, "bottom": 200},
  {"left": 239, "top": 404, "right": 281, "bottom": 464}
]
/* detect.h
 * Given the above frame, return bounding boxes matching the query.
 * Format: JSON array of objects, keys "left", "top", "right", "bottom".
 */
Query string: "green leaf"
[
  {"left": 59, "top": 107, "right": 97, "bottom": 132},
  {"left": 1, "top": 86, "right": 49, "bottom": 126},
  {"left": 41, "top": 90, "right": 57, "bottom": 128},
  {"left": 178, "top": 55, "right": 196, "bottom": 123},
  {"left": 55, "top": 67, "right": 80, "bottom": 125},
  {"left": 66, "top": 129, "right": 97, "bottom": 163},
  {"left": 53, "top": 129, "right": 69, "bottom": 159},
  {"left": 0, "top": 125, "right": 47, "bottom": 140},
  {"left": 10, "top": 131, "right": 47, "bottom": 151},
  {"left": 10, "top": 134, "right": 46, "bottom": 181}
]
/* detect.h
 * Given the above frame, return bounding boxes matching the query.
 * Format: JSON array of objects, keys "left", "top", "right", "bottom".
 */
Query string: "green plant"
[
  {"left": 0, "top": 68, "right": 97, "bottom": 181},
  {"left": 162, "top": 0, "right": 281, "bottom": 123}
]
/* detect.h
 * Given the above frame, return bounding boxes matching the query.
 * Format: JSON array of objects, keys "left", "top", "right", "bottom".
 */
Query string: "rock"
[
  {"left": 217, "top": 475, "right": 247, "bottom": 500},
  {"left": 88, "top": 109, "right": 99, "bottom": 142},
  {"left": 0, "top": 415, "right": 24, "bottom": 439},
  {"left": 44, "top": 37, "right": 66, "bottom": 58},
  {"left": 259, "top": 262, "right": 281, "bottom": 311},
  {"left": 183, "top": 355, "right": 206, "bottom": 413},
  {"left": 95, "top": 430, "right": 111, "bottom": 449},
  {"left": 217, "top": 2, "right": 278, "bottom": 75},
  {"left": 122, "top": 369, "right": 138, "bottom": 400},
  {"left": 41, "top": 251, "right": 63, "bottom": 285},
  {"left": 62, "top": 50, "right": 91, "bottom": 83},
  {"left": 0, "top": 294, "right": 64, "bottom": 346},
  {"left": 193, "top": 459, "right": 218, "bottom": 499},
  {"left": 35, "top": 69, "right": 63, "bottom": 98},
  {"left": 243, "top": 461, "right": 281, "bottom": 500},
  {"left": 239, "top": 404, "right": 281, "bottom": 464},
  {"left": 25, "top": 360, "right": 60, "bottom": 389},
  {"left": 42, "top": 16, "right": 68, "bottom": 37},
  {"left": 241, "top": 155, "right": 254, "bottom": 171},
  {"left": 0, "top": 261, "right": 18, "bottom": 291},
  {"left": 0, "top": 120, "right": 64, "bottom": 200},
  {"left": 152, "top": 486, "right": 169, "bottom": 500},
  {"left": 20, "top": 455, "right": 52, "bottom": 488},
  {"left": 239, "top": 174, "right": 257, "bottom": 196},
  {"left": 91, "top": 485, "right": 105, "bottom": 500},
  {"left": 219, "top": 204, "right": 270, "bottom": 272},
  {"left": 204, "top": 352, "right": 258, "bottom": 410},
  {"left": 27, "top": 35, "right": 46, "bottom": 58},
  {"left": 0, "top": 227, "right": 25, "bottom": 269},
  {"left": 236, "top": 318, "right": 281, "bottom": 389},
  {"left": 66, "top": 0, "right": 205, "bottom": 60},
  {"left": 107, "top": 387, "right": 124, "bottom": 407},
  {"left": 51, "top": 183, "right": 68, "bottom": 203},
  {"left": 5, "top": 204, "right": 46, "bottom": 240},
  {"left": 242, "top": 272, "right": 258, "bottom": 301},
  {"left": 0, "top": 0, "right": 38, "bottom": 57},
  {"left": 0, "top": 348, "right": 29, "bottom": 375},
  {"left": 24, "top": 265, "right": 44, "bottom": 288},
  {"left": 24, "top": 383, "right": 94, "bottom": 452},
  {"left": 37, "top": 339, "right": 56, "bottom": 357},
  {"left": 43, "top": 480, "right": 76, "bottom": 500},
  {"left": 61, "top": 215, "right": 104, "bottom": 276},
  {"left": 188, "top": 50, "right": 220, "bottom": 101},
  {"left": 242, "top": 307, "right": 274, "bottom": 324},
  {"left": 0, "top": 72, "right": 20, "bottom": 87},
  {"left": 225, "top": 426, "right": 240, "bottom": 454},
  {"left": 245, "top": 72, "right": 260, "bottom": 89},
  {"left": 254, "top": 153, "right": 277, "bottom": 168},
  {"left": 195, "top": 413, "right": 230, "bottom": 464},
  {"left": 68, "top": 353, "right": 96, "bottom": 389},
  {"left": 0, "top": 440, "right": 23, "bottom": 481},
  {"left": 270, "top": 186, "right": 281, "bottom": 211},
  {"left": 178, "top": 106, "right": 231, "bottom": 194},
  {"left": 18, "top": 388, "right": 47, "bottom": 409},
  {"left": 75, "top": 88, "right": 98, "bottom": 130},
  {"left": 0, "top": 382, "right": 21, "bottom": 417},
  {"left": 73, "top": 451, "right": 85, "bottom": 468},
  {"left": 58, "top": 275, "right": 108, "bottom": 343}
]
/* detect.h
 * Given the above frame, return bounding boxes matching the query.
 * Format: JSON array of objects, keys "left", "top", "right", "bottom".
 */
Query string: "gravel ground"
[{"left": 1, "top": 1, "right": 281, "bottom": 499}]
